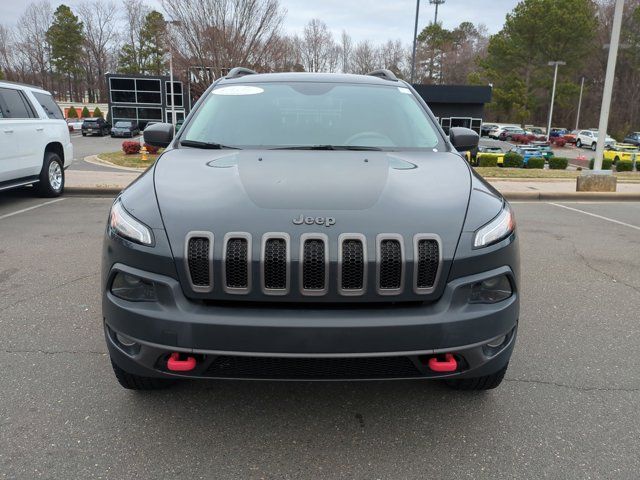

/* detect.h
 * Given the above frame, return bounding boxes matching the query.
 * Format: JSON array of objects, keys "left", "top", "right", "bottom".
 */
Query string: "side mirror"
[
  {"left": 449, "top": 127, "right": 479, "bottom": 152},
  {"left": 144, "top": 122, "right": 174, "bottom": 148}
]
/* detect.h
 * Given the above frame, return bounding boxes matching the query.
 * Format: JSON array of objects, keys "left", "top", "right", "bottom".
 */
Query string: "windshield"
[
  {"left": 181, "top": 82, "right": 441, "bottom": 150},
  {"left": 115, "top": 122, "right": 130, "bottom": 127}
]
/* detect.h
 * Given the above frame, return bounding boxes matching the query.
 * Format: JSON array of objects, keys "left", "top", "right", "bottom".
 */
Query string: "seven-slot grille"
[{"left": 185, "top": 232, "right": 440, "bottom": 296}]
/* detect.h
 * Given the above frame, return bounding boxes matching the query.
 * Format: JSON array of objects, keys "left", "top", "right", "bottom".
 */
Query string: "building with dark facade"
[
  {"left": 412, "top": 85, "right": 492, "bottom": 135},
  {"left": 106, "top": 73, "right": 189, "bottom": 129}
]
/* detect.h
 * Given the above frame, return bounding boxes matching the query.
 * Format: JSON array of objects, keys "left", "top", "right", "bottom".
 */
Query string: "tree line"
[{"left": 0, "top": 0, "right": 638, "bottom": 137}]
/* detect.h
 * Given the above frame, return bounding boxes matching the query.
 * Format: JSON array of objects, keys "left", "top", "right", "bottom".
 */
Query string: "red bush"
[
  {"left": 536, "top": 135, "right": 547, "bottom": 141},
  {"left": 554, "top": 138, "right": 567, "bottom": 147},
  {"left": 122, "top": 141, "right": 141, "bottom": 154},
  {"left": 144, "top": 143, "right": 159, "bottom": 154}
]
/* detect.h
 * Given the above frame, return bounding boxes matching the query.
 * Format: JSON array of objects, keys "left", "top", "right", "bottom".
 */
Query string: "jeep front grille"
[
  {"left": 263, "top": 235, "right": 289, "bottom": 293},
  {"left": 223, "top": 234, "right": 251, "bottom": 293},
  {"left": 301, "top": 234, "right": 328, "bottom": 294},
  {"left": 186, "top": 232, "right": 214, "bottom": 292},
  {"left": 184, "top": 231, "right": 441, "bottom": 298},
  {"left": 377, "top": 235, "right": 403, "bottom": 294}
]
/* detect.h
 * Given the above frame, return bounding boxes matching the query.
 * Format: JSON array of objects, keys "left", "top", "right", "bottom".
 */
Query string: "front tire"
[
  {"left": 445, "top": 363, "right": 508, "bottom": 391},
  {"left": 36, "top": 152, "right": 64, "bottom": 197},
  {"left": 591, "top": 143, "right": 597, "bottom": 151},
  {"left": 576, "top": 139, "right": 582, "bottom": 148},
  {"left": 111, "top": 360, "right": 175, "bottom": 390}
]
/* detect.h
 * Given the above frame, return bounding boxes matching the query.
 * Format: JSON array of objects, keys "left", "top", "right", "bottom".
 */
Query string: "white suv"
[
  {"left": 0, "top": 81, "right": 73, "bottom": 196},
  {"left": 575, "top": 130, "right": 615, "bottom": 151}
]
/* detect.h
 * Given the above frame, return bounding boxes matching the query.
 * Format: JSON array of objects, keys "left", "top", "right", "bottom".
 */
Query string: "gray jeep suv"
[{"left": 102, "top": 68, "right": 519, "bottom": 390}]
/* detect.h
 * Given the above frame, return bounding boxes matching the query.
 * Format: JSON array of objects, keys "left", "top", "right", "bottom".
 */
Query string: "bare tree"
[
  {"left": 15, "top": 1, "right": 53, "bottom": 90},
  {"left": 162, "top": 0, "right": 285, "bottom": 77},
  {"left": 378, "top": 39, "right": 408, "bottom": 78},
  {"left": 351, "top": 40, "right": 378, "bottom": 74},
  {"left": 301, "top": 19, "right": 334, "bottom": 72},
  {"left": 78, "top": 1, "right": 118, "bottom": 101},
  {"left": 340, "top": 30, "right": 352, "bottom": 73}
]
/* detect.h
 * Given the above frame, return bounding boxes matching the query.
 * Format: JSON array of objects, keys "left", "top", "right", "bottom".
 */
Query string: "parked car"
[
  {"left": 0, "top": 80, "right": 73, "bottom": 196},
  {"left": 66, "top": 118, "right": 84, "bottom": 131},
  {"left": 563, "top": 130, "right": 580, "bottom": 144},
  {"left": 103, "top": 68, "right": 518, "bottom": 391},
  {"left": 623, "top": 132, "right": 640, "bottom": 147},
  {"left": 575, "top": 130, "right": 615, "bottom": 150},
  {"left": 110, "top": 121, "right": 140, "bottom": 138},
  {"left": 549, "top": 128, "right": 568, "bottom": 137},
  {"left": 603, "top": 143, "right": 639, "bottom": 163},
  {"left": 472, "top": 145, "right": 506, "bottom": 166},
  {"left": 498, "top": 126, "right": 526, "bottom": 141},
  {"left": 525, "top": 126, "right": 545, "bottom": 136},
  {"left": 82, "top": 117, "right": 111, "bottom": 136},
  {"left": 513, "top": 146, "right": 546, "bottom": 165},
  {"left": 480, "top": 123, "right": 498, "bottom": 137},
  {"left": 527, "top": 141, "right": 554, "bottom": 159}
]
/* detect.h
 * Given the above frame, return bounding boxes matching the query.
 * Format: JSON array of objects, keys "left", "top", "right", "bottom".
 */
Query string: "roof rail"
[
  {"left": 225, "top": 67, "right": 258, "bottom": 79},
  {"left": 366, "top": 69, "right": 398, "bottom": 81}
]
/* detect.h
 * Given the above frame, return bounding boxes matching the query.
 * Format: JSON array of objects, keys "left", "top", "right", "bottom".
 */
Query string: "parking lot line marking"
[
  {"left": 0, "top": 198, "right": 66, "bottom": 221},
  {"left": 549, "top": 202, "right": 640, "bottom": 231}
]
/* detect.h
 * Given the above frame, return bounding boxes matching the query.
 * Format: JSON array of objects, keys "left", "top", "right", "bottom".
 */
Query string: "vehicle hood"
[{"left": 153, "top": 148, "right": 473, "bottom": 301}]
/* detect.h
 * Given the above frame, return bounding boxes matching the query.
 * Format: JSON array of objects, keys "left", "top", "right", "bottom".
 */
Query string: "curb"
[
  {"left": 84, "top": 155, "right": 146, "bottom": 172},
  {"left": 503, "top": 191, "right": 640, "bottom": 201},
  {"left": 65, "top": 186, "right": 123, "bottom": 196}
]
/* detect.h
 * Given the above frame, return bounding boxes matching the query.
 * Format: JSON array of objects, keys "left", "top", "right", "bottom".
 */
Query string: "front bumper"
[
  {"left": 64, "top": 141, "right": 74, "bottom": 169},
  {"left": 104, "top": 263, "right": 519, "bottom": 380}
]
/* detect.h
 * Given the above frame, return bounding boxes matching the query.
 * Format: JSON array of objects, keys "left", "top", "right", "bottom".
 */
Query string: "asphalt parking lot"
[
  {"left": 69, "top": 133, "right": 141, "bottom": 172},
  {"left": 1, "top": 192, "right": 639, "bottom": 479}
]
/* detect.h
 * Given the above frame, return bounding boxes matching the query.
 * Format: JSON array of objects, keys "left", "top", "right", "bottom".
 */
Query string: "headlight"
[
  {"left": 111, "top": 272, "right": 157, "bottom": 301},
  {"left": 473, "top": 203, "right": 515, "bottom": 248},
  {"left": 109, "top": 199, "right": 153, "bottom": 245}
]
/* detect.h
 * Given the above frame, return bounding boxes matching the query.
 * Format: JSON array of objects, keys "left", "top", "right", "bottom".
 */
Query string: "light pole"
[
  {"left": 575, "top": 76, "right": 585, "bottom": 131},
  {"left": 593, "top": 0, "right": 624, "bottom": 172},
  {"left": 165, "top": 20, "right": 182, "bottom": 132},
  {"left": 430, "top": 0, "right": 445, "bottom": 25},
  {"left": 546, "top": 61, "right": 565, "bottom": 141},
  {"left": 410, "top": 0, "right": 421, "bottom": 83}
]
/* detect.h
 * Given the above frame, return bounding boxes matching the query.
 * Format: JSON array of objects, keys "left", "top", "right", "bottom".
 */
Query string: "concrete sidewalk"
[{"left": 65, "top": 168, "right": 640, "bottom": 200}]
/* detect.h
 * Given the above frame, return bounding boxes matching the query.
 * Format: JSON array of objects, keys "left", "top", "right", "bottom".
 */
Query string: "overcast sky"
[{"left": 4, "top": 0, "right": 520, "bottom": 43}]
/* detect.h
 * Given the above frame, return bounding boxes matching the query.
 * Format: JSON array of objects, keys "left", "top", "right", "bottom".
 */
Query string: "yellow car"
[
  {"left": 603, "top": 143, "right": 640, "bottom": 163},
  {"left": 465, "top": 146, "right": 505, "bottom": 166}
]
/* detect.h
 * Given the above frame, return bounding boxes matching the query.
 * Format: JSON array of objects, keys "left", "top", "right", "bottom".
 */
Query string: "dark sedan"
[
  {"left": 110, "top": 121, "right": 140, "bottom": 138},
  {"left": 623, "top": 132, "right": 640, "bottom": 146}
]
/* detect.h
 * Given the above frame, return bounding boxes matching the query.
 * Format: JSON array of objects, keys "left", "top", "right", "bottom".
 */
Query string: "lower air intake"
[{"left": 205, "top": 355, "right": 423, "bottom": 379}]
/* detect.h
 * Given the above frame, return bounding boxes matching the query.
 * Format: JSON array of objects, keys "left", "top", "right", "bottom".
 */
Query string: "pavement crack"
[
  {"left": 567, "top": 239, "right": 640, "bottom": 294},
  {"left": 505, "top": 377, "right": 640, "bottom": 393},
  {"left": 0, "top": 271, "right": 99, "bottom": 313}
]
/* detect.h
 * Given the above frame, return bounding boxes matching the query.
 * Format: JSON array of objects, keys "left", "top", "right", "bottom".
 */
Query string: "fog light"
[
  {"left": 470, "top": 275, "right": 512, "bottom": 304},
  {"left": 116, "top": 332, "right": 137, "bottom": 347},
  {"left": 486, "top": 335, "right": 507, "bottom": 348},
  {"left": 111, "top": 272, "right": 157, "bottom": 302}
]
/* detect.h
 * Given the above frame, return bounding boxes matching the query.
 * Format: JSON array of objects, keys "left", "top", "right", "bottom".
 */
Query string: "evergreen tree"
[
  {"left": 46, "top": 5, "right": 84, "bottom": 102},
  {"left": 67, "top": 106, "right": 78, "bottom": 118},
  {"left": 81, "top": 106, "right": 91, "bottom": 118},
  {"left": 140, "top": 11, "right": 167, "bottom": 75},
  {"left": 93, "top": 107, "right": 104, "bottom": 118}
]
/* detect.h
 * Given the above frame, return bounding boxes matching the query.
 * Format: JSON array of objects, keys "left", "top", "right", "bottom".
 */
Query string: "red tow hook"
[
  {"left": 167, "top": 352, "right": 197, "bottom": 372},
  {"left": 428, "top": 353, "right": 458, "bottom": 373}
]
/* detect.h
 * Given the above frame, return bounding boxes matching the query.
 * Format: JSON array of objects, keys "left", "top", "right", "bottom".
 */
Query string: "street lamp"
[
  {"left": 546, "top": 60, "right": 565, "bottom": 141},
  {"left": 575, "top": 76, "right": 585, "bottom": 131},
  {"left": 165, "top": 20, "right": 182, "bottom": 132},
  {"left": 430, "top": 0, "right": 445, "bottom": 25},
  {"left": 593, "top": 0, "right": 624, "bottom": 172},
  {"left": 410, "top": 0, "right": 421, "bottom": 83}
]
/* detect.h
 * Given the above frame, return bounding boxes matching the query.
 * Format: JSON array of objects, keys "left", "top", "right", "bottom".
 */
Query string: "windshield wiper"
[
  {"left": 180, "top": 139, "right": 240, "bottom": 150},
  {"left": 272, "top": 145, "right": 383, "bottom": 151}
]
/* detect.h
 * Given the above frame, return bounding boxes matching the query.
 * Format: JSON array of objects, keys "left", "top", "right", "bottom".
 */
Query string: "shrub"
[
  {"left": 526, "top": 157, "right": 545, "bottom": 169},
  {"left": 553, "top": 138, "right": 567, "bottom": 147},
  {"left": 588, "top": 158, "right": 613, "bottom": 170},
  {"left": 477, "top": 154, "right": 498, "bottom": 167},
  {"left": 93, "top": 107, "right": 103, "bottom": 118},
  {"left": 548, "top": 157, "right": 569, "bottom": 170},
  {"left": 502, "top": 151, "right": 524, "bottom": 168},
  {"left": 67, "top": 106, "right": 78, "bottom": 118},
  {"left": 144, "top": 143, "right": 159, "bottom": 154},
  {"left": 122, "top": 141, "right": 141, "bottom": 154},
  {"left": 81, "top": 106, "right": 91, "bottom": 118},
  {"left": 536, "top": 135, "right": 547, "bottom": 142},
  {"left": 615, "top": 160, "right": 633, "bottom": 172}
]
